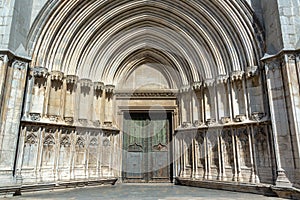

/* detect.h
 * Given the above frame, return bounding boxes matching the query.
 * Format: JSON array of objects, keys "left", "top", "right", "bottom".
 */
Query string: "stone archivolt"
[{"left": 0, "top": 0, "right": 300, "bottom": 198}]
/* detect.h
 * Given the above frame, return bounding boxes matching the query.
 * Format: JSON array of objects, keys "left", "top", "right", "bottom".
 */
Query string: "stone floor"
[{"left": 7, "top": 184, "right": 284, "bottom": 200}]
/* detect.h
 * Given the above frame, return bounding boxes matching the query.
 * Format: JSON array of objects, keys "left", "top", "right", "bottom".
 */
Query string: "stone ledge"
[
  {"left": 271, "top": 185, "right": 300, "bottom": 199},
  {"left": 0, "top": 178, "right": 118, "bottom": 197},
  {"left": 175, "top": 177, "right": 277, "bottom": 197}
]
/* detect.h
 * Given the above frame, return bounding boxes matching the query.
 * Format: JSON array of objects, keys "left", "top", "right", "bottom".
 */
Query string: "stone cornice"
[{"left": 115, "top": 89, "right": 177, "bottom": 98}]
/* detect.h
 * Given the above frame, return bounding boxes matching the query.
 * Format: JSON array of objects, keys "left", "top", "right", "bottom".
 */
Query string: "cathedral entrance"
[{"left": 122, "top": 112, "right": 173, "bottom": 183}]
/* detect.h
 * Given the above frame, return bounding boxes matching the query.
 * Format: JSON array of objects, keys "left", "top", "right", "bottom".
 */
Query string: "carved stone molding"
[
  {"left": 79, "top": 79, "right": 92, "bottom": 87},
  {"left": 216, "top": 75, "right": 229, "bottom": 85},
  {"left": 234, "top": 114, "right": 247, "bottom": 122},
  {"left": 181, "top": 122, "right": 191, "bottom": 128},
  {"left": 251, "top": 112, "right": 265, "bottom": 122},
  {"left": 29, "top": 113, "right": 41, "bottom": 121},
  {"left": 93, "top": 120, "right": 101, "bottom": 127},
  {"left": 94, "top": 82, "right": 104, "bottom": 91},
  {"left": 204, "top": 79, "right": 215, "bottom": 88},
  {"left": 206, "top": 118, "right": 216, "bottom": 126},
  {"left": 246, "top": 66, "right": 259, "bottom": 78},
  {"left": 231, "top": 71, "right": 244, "bottom": 81},
  {"left": 49, "top": 115, "right": 59, "bottom": 122},
  {"left": 105, "top": 85, "right": 115, "bottom": 94},
  {"left": 50, "top": 71, "right": 64, "bottom": 81},
  {"left": 31, "top": 67, "right": 48, "bottom": 78},
  {"left": 78, "top": 119, "right": 88, "bottom": 126},
  {"left": 192, "top": 82, "right": 203, "bottom": 91},
  {"left": 104, "top": 121, "right": 113, "bottom": 127},
  {"left": 220, "top": 116, "right": 231, "bottom": 124},
  {"left": 64, "top": 117, "right": 74, "bottom": 124},
  {"left": 66, "top": 75, "right": 78, "bottom": 84}
]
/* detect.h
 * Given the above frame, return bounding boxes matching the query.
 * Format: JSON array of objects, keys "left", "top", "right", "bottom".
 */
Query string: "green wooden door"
[{"left": 122, "top": 112, "right": 171, "bottom": 182}]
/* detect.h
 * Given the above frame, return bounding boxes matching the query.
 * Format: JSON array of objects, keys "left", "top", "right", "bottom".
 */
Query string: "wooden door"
[{"left": 122, "top": 112, "right": 171, "bottom": 182}]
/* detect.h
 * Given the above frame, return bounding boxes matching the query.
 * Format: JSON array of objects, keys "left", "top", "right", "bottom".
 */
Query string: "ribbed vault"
[{"left": 28, "top": 0, "right": 264, "bottom": 87}]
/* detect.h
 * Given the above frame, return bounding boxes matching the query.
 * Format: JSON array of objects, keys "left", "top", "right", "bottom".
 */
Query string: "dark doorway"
[{"left": 122, "top": 111, "right": 173, "bottom": 183}]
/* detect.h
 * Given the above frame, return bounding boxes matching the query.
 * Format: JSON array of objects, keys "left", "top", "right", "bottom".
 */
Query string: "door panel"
[{"left": 123, "top": 112, "right": 171, "bottom": 182}]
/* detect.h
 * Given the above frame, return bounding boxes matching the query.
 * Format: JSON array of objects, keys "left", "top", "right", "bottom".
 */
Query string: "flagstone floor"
[{"left": 8, "top": 184, "right": 284, "bottom": 200}]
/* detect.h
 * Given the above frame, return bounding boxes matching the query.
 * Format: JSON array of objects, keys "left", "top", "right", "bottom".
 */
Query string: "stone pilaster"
[
  {"left": 78, "top": 79, "right": 93, "bottom": 126},
  {"left": 264, "top": 59, "right": 293, "bottom": 187},
  {"left": 0, "top": 55, "right": 9, "bottom": 112},
  {"left": 203, "top": 79, "right": 216, "bottom": 125},
  {"left": 0, "top": 58, "right": 29, "bottom": 184},
  {"left": 216, "top": 75, "right": 230, "bottom": 123},
  {"left": 104, "top": 85, "right": 115, "bottom": 126}
]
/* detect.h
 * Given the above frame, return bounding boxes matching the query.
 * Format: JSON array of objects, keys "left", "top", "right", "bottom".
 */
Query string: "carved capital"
[
  {"left": 104, "top": 121, "right": 113, "bottom": 127},
  {"left": 231, "top": 71, "right": 244, "bottom": 81},
  {"left": 66, "top": 75, "right": 78, "bottom": 84},
  {"left": 204, "top": 79, "right": 215, "bottom": 88},
  {"left": 246, "top": 66, "right": 259, "bottom": 78},
  {"left": 79, "top": 79, "right": 92, "bottom": 87},
  {"left": 192, "top": 82, "right": 203, "bottom": 91},
  {"left": 31, "top": 67, "right": 48, "bottom": 78},
  {"left": 105, "top": 85, "right": 115, "bottom": 94},
  {"left": 12, "top": 60, "right": 27, "bottom": 70},
  {"left": 93, "top": 120, "right": 101, "bottom": 127},
  {"left": 285, "top": 54, "right": 296, "bottom": 63},
  {"left": 94, "top": 82, "right": 104, "bottom": 91},
  {"left": 265, "top": 60, "right": 281, "bottom": 71},
  {"left": 216, "top": 75, "right": 229, "bottom": 85},
  {"left": 78, "top": 119, "right": 88, "bottom": 126},
  {"left": 50, "top": 71, "right": 64, "bottom": 81}
]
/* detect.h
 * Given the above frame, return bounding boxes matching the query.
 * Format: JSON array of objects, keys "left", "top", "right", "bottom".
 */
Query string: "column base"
[{"left": 275, "top": 169, "right": 292, "bottom": 188}]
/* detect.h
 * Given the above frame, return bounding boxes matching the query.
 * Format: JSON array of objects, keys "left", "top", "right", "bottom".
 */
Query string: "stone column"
[
  {"left": 203, "top": 79, "right": 215, "bottom": 125},
  {"left": 246, "top": 66, "right": 265, "bottom": 120},
  {"left": 231, "top": 71, "right": 247, "bottom": 122},
  {"left": 192, "top": 82, "right": 203, "bottom": 126},
  {"left": 217, "top": 75, "right": 230, "bottom": 124},
  {"left": 104, "top": 85, "right": 115, "bottom": 126},
  {"left": 78, "top": 79, "right": 93, "bottom": 126},
  {"left": 47, "top": 71, "right": 64, "bottom": 122},
  {"left": 64, "top": 75, "right": 78, "bottom": 125},
  {"left": 93, "top": 82, "right": 104, "bottom": 127},
  {"left": 28, "top": 67, "right": 48, "bottom": 121},
  {"left": 281, "top": 54, "right": 300, "bottom": 169},
  {"left": 0, "top": 58, "right": 29, "bottom": 184},
  {"left": 264, "top": 59, "right": 292, "bottom": 187},
  {"left": 179, "top": 86, "right": 190, "bottom": 127}
]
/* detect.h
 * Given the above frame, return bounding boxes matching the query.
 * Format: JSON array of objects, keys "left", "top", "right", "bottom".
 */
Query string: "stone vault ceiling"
[{"left": 28, "top": 0, "right": 264, "bottom": 86}]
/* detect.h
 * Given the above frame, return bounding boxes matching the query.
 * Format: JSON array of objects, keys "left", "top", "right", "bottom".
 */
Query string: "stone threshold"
[
  {"left": 0, "top": 178, "right": 118, "bottom": 197},
  {"left": 175, "top": 177, "right": 277, "bottom": 197}
]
